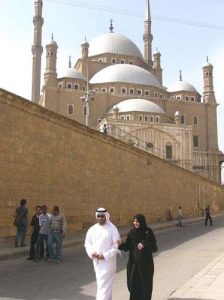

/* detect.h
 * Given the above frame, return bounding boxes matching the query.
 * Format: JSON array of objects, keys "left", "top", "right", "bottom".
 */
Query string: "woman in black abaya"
[{"left": 119, "top": 214, "right": 158, "bottom": 300}]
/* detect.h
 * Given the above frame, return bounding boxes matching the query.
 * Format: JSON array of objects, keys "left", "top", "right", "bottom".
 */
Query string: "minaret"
[
  {"left": 203, "top": 58, "right": 218, "bottom": 152},
  {"left": 203, "top": 57, "right": 216, "bottom": 104},
  {"left": 31, "top": 0, "right": 44, "bottom": 103},
  {"left": 44, "top": 35, "right": 58, "bottom": 87},
  {"left": 81, "top": 37, "right": 89, "bottom": 59},
  {"left": 152, "top": 48, "right": 163, "bottom": 84},
  {"left": 143, "top": 0, "right": 153, "bottom": 68}
]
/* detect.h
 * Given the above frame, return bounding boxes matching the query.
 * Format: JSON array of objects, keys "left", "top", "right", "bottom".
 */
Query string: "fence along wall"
[{"left": 0, "top": 88, "right": 224, "bottom": 242}]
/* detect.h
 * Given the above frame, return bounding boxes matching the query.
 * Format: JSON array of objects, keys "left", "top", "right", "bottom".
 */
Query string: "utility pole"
[{"left": 80, "top": 62, "right": 95, "bottom": 126}]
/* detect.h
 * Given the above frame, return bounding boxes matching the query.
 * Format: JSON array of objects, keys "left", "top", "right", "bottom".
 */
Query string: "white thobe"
[{"left": 84, "top": 222, "right": 120, "bottom": 300}]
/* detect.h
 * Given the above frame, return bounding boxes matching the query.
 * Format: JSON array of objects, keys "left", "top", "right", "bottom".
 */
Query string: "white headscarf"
[{"left": 95, "top": 208, "right": 111, "bottom": 223}]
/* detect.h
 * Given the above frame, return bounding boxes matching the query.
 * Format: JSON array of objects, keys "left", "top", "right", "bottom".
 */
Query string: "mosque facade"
[{"left": 31, "top": 0, "right": 224, "bottom": 184}]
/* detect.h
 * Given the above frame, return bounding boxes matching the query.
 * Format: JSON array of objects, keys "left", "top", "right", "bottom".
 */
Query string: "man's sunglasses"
[{"left": 97, "top": 215, "right": 105, "bottom": 218}]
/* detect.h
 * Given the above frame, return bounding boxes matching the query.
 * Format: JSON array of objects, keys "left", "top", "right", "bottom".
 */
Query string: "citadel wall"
[{"left": 0, "top": 88, "right": 223, "bottom": 242}]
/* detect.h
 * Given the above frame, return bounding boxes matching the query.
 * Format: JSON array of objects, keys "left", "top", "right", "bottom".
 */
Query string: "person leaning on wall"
[{"left": 14, "top": 199, "right": 28, "bottom": 247}]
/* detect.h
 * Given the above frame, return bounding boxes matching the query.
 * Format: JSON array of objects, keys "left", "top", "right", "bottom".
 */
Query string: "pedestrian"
[
  {"left": 103, "top": 124, "right": 108, "bottom": 134},
  {"left": 48, "top": 206, "right": 67, "bottom": 263},
  {"left": 14, "top": 199, "right": 28, "bottom": 247},
  {"left": 34, "top": 205, "right": 51, "bottom": 261},
  {"left": 177, "top": 206, "right": 183, "bottom": 227},
  {"left": 99, "top": 124, "right": 108, "bottom": 134},
  {"left": 118, "top": 214, "right": 158, "bottom": 300},
  {"left": 84, "top": 208, "right": 121, "bottom": 300},
  {"left": 27, "top": 206, "right": 44, "bottom": 260},
  {"left": 205, "top": 205, "right": 213, "bottom": 226}
]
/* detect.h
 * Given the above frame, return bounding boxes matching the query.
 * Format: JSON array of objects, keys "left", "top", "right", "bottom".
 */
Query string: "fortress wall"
[{"left": 0, "top": 88, "right": 223, "bottom": 242}]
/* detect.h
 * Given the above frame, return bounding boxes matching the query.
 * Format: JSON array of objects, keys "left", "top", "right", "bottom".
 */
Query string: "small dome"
[
  {"left": 51, "top": 40, "right": 57, "bottom": 45},
  {"left": 88, "top": 32, "right": 143, "bottom": 59},
  {"left": 90, "top": 64, "right": 164, "bottom": 89},
  {"left": 168, "top": 80, "right": 197, "bottom": 93},
  {"left": 107, "top": 99, "right": 165, "bottom": 114},
  {"left": 174, "top": 111, "right": 181, "bottom": 116},
  {"left": 59, "top": 68, "right": 86, "bottom": 81}
]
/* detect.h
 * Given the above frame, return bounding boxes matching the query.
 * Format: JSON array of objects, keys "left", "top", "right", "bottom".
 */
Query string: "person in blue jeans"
[
  {"left": 35, "top": 205, "right": 51, "bottom": 261},
  {"left": 48, "top": 206, "right": 67, "bottom": 263}
]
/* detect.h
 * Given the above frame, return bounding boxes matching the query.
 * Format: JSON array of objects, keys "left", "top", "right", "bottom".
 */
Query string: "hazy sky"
[{"left": 0, "top": 0, "right": 223, "bottom": 156}]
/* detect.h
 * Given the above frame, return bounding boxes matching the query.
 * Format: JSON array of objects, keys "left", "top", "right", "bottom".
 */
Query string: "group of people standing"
[
  {"left": 14, "top": 199, "right": 67, "bottom": 263},
  {"left": 85, "top": 208, "right": 158, "bottom": 300}
]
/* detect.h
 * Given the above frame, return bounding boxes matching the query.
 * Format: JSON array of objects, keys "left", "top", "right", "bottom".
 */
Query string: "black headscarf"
[{"left": 128, "top": 214, "right": 148, "bottom": 243}]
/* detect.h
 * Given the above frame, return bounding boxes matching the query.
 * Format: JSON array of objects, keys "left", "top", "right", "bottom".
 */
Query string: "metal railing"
[{"left": 106, "top": 124, "right": 168, "bottom": 160}]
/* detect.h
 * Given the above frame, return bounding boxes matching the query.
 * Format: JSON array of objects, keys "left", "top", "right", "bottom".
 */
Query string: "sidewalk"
[
  {"left": 0, "top": 215, "right": 205, "bottom": 262},
  {"left": 168, "top": 253, "right": 224, "bottom": 300}
]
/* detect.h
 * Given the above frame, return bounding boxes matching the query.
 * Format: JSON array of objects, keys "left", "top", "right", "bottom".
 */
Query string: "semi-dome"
[
  {"left": 107, "top": 99, "right": 165, "bottom": 114},
  {"left": 88, "top": 32, "right": 143, "bottom": 59},
  {"left": 168, "top": 80, "right": 197, "bottom": 93},
  {"left": 58, "top": 68, "right": 86, "bottom": 81},
  {"left": 90, "top": 64, "right": 164, "bottom": 89}
]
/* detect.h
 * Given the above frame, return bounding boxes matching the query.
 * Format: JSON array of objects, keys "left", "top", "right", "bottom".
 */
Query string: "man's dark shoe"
[{"left": 27, "top": 257, "right": 33, "bottom": 260}]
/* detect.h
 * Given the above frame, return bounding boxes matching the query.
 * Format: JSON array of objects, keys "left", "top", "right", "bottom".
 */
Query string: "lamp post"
[
  {"left": 80, "top": 61, "right": 95, "bottom": 126},
  {"left": 80, "top": 90, "right": 95, "bottom": 126}
]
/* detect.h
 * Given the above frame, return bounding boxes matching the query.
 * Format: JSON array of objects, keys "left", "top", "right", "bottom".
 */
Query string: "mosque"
[{"left": 31, "top": 0, "right": 224, "bottom": 184}]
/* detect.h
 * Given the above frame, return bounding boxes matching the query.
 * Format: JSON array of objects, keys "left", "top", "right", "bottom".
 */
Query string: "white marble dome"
[
  {"left": 90, "top": 64, "right": 164, "bottom": 89},
  {"left": 88, "top": 32, "right": 143, "bottom": 59},
  {"left": 59, "top": 68, "right": 86, "bottom": 80},
  {"left": 107, "top": 99, "right": 165, "bottom": 114},
  {"left": 168, "top": 80, "right": 197, "bottom": 93}
]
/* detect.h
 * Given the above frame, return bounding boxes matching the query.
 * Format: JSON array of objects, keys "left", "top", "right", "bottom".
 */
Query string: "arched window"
[
  {"left": 67, "top": 104, "right": 74, "bottom": 116},
  {"left": 166, "top": 143, "right": 173, "bottom": 159},
  {"left": 221, "top": 162, "right": 224, "bottom": 185}
]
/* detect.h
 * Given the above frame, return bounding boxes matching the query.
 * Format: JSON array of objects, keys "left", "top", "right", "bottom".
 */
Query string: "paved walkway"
[
  {"left": 168, "top": 252, "right": 224, "bottom": 300},
  {"left": 1, "top": 215, "right": 224, "bottom": 300}
]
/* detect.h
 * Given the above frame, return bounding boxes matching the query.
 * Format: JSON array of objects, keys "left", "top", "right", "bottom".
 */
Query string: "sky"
[{"left": 0, "top": 0, "right": 223, "bottom": 175}]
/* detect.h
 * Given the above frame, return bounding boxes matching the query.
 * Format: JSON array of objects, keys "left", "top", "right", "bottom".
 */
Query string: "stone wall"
[{"left": 0, "top": 88, "right": 224, "bottom": 243}]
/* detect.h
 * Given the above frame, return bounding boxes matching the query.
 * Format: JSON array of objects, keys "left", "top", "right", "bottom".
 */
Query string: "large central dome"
[
  {"left": 88, "top": 32, "right": 143, "bottom": 59},
  {"left": 90, "top": 64, "right": 164, "bottom": 89}
]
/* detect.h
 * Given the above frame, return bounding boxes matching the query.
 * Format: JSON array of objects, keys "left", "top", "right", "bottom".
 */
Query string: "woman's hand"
[{"left": 137, "top": 243, "right": 144, "bottom": 250}]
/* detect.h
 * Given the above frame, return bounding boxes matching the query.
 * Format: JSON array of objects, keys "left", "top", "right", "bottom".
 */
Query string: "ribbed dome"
[
  {"left": 59, "top": 68, "right": 86, "bottom": 81},
  {"left": 88, "top": 33, "right": 143, "bottom": 59},
  {"left": 168, "top": 80, "right": 197, "bottom": 93},
  {"left": 107, "top": 99, "right": 165, "bottom": 114},
  {"left": 90, "top": 64, "right": 164, "bottom": 89}
]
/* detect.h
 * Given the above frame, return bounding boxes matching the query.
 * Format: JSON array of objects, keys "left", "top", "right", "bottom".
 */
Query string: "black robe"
[{"left": 119, "top": 226, "right": 157, "bottom": 300}]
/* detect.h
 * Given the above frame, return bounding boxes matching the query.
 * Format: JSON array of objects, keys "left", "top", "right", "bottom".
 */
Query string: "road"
[{"left": 0, "top": 218, "right": 224, "bottom": 300}]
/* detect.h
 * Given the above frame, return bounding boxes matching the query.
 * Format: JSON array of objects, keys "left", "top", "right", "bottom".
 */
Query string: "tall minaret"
[
  {"left": 143, "top": 0, "right": 153, "bottom": 68},
  {"left": 31, "top": 0, "right": 44, "bottom": 103},
  {"left": 203, "top": 57, "right": 216, "bottom": 104},
  {"left": 203, "top": 58, "right": 218, "bottom": 152}
]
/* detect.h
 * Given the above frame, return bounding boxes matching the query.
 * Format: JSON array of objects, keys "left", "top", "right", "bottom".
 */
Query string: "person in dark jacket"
[
  {"left": 205, "top": 205, "right": 213, "bottom": 226},
  {"left": 119, "top": 214, "right": 158, "bottom": 300},
  {"left": 27, "top": 206, "right": 44, "bottom": 260},
  {"left": 14, "top": 199, "right": 28, "bottom": 247}
]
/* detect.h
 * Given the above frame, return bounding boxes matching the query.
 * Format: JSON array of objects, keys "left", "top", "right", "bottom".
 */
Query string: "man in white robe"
[{"left": 84, "top": 208, "right": 121, "bottom": 300}]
